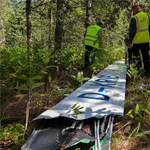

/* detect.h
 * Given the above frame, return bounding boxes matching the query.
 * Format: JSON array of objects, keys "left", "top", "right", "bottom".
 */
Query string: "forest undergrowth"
[
  {"left": 1, "top": 64, "right": 150, "bottom": 150},
  {"left": 1, "top": 0, "right": 150, "bottom": 149}
]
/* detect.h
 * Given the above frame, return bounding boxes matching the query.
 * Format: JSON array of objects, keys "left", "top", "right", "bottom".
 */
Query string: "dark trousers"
[
  {"left": 128, "top": 48, "right": 142, "bottom": 67},
  {"left": 132, "top": 43, "right": 150, "bottom": 76},
  {"left": 85, "top": 45, "right": 97, "bottom": 67},
  {"left": 128, "top": 48, "right": 133, "bottom": 66}
]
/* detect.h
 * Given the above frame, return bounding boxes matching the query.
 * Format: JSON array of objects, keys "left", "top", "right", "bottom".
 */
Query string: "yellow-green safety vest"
[
  {"left": 131, "top": 12, "right": 149, "bottom": 44},
  {"left": 85, "top": 25, "right": 102, "bottom": 48}
]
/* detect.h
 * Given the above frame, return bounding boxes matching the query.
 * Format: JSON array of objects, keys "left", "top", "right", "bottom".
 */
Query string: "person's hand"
[{"left": 128, "top": 43, "right": 133, "bottom": 49}]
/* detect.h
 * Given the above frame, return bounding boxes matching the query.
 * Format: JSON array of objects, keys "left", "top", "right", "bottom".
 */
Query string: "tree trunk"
[
  {"left": 54, "top": 0, "right": 65, "bottom": 50},
  {"left": 131, "top": 0, "right": 134, "bottom": 16},
  {"left": 85, "top": 0, "right": 92, "bottom": 28},
  {"left": 48, "top": 0, "right": 53, "bottom": 50},
  {"left": 24, "top": 0, "right": 32, "bottom": 134},
  {"left": 0, "top": 0, "right": 5, "bottom": 48},
  {"left": 26, "top": 0, "right": 32, "bottom": 53}
]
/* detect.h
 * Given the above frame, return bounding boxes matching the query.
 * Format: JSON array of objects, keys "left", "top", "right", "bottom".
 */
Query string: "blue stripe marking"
[
  {"left": 78, "top": 93, "right": 109, "bottom": 101},
  {"left": 98, "top": 87, "right": 105, "bottom": 92}
]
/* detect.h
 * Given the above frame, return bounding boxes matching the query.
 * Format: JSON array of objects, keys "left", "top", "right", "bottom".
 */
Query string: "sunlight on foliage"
[
  {"left": 71, "top": 71, "right": 90, "bottom": 87},
  {"left": 0, "top": 123, "right": 24, "bottom": 141}
]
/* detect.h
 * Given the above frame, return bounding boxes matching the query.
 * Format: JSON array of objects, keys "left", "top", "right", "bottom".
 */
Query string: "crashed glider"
[{"left": 22, "top": 60, "right": 126, "bottom": 150}]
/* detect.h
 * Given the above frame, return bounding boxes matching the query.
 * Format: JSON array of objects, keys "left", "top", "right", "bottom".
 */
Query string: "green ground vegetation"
[{"left": 0, "top": 0, "right": 150, "bottom": 149}]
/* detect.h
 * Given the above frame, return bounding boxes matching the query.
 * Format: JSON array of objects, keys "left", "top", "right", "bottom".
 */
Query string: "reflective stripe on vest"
[
  {"left": 85, "top": 35, "right": 98, "bottom": 39},
  {"left": 85, "top": 25, "right": 102, "bottom": 48},
  {"left": 132, "top": 12, "right": 149, "bottom": 44}
]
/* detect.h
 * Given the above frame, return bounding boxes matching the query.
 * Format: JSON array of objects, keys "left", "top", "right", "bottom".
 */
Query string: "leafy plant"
[
  {"left": 135, "top": 83, "right": 150, "bottom": 100},
  {"left": 131, "top": 129, "right": 150, "bottom": 141},
  {"left": 127, "top": 122, "right": 150, "bottom": 141},
  {"left": 14, "top": 75, "right": 45, "bottom": 93},
  {"left": 13, "top": 75, "right": 45, "bottom": 133},
  {"left": 61, "top": 46, "right": 84, "bottom": 69},
  {"left": 127, "top": 66, "right": 142, "bottom": 83},
  {"left": 72, "top": 103, "right": 83, "bottom": 118},
  {"left": 71, "top": 71, "right": 90, "bottom": 87},
  {"left": 128, "top": 122, "right": 141, "bottom": 140},
  {"left": 51, "top": 82, "right": 72, "bottom": 98},
  {"left": 127, "top": 103, "right": 150, "bottom": 123},
  {"left": 125, "top": 103, "right": 150, "bottom": 140},
  {"left": 0, "top": 123, "right": 24, "bottom": 141},
  {"left": 67, "top": 103, "right": 84, "bottom": 119}
]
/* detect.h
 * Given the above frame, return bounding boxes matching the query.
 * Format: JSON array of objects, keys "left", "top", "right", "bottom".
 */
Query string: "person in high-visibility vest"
[
  {"left": 128, "top": 5, "right": 150, "bottom": 78},
  {"left": 84, "top": 22, "right": 103, "bottom": 67}
]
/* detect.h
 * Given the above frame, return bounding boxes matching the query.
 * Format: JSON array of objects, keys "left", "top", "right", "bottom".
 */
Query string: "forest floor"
[
  {"left": 111, "top": 76, "right": 150, "bottom": 150},
  {"left": 0, "top": 67, "right": 150, "bottom": 150}
]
